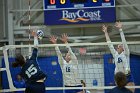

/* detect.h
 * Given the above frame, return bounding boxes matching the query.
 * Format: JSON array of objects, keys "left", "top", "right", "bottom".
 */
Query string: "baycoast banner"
[{"left": 44, "top": 7, "right": 116, "bottom": 25}]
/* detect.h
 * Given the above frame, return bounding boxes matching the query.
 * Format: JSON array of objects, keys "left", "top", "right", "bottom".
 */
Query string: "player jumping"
[{"left": 102, "top": 22, "right": 135, "bottom": 93}]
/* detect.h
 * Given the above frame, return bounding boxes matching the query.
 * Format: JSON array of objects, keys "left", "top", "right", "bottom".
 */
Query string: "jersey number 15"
[{"left": 26, "top": 64, "right": 37, "bottom": 78}]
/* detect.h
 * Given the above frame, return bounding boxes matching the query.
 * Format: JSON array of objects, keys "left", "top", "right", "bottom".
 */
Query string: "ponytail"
[
  {"left": 12, "top": 62, "right": 19, "bottom": 67},
  {"left": 12, "top": 53, "right": 26, "bottom": 68}
]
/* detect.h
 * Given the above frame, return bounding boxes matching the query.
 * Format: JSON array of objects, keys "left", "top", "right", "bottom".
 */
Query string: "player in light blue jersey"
[
  {"left": 49, "top": 33, "right": 84, "bottom": 93},
  {"left": 102, "top": 22, "right": 135, "bottom": 92},
  {"left": 12, "top": 31, "right": 47, "bottom": 93}
]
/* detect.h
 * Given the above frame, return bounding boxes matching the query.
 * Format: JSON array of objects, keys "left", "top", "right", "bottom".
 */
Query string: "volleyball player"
[
  {"left": 109, "top": 72, "right": 132, "bottom": 93},
  {"left": 12, "top": 31, "right": 47, "bottom": 93},
  {"left": 49, "top": 33, "right": 84, "bottom": 93},
  {"left": 102, "top": 21, "right": 135, "bottom": 92}
]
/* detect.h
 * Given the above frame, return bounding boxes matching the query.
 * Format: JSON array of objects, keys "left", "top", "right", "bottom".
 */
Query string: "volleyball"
[{"left": 37, "top": 30, "right": 44, "bottom": 40}]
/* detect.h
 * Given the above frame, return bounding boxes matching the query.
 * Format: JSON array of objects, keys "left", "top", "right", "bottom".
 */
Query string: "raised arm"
[
  {"left": 102, "top": 25, "right": 116, "bottom": 58},
  {"left": 115, "top": 21, "right": 130, "bottom": 55},
  {"left": 49, "top": 35, "right": 64, "bottom": 65},
  {"left": 60, "top": 33, "right": 78, "bottom": 64},
  {"left": 30, "top": 30, "right": 38, "bottom": 60}
]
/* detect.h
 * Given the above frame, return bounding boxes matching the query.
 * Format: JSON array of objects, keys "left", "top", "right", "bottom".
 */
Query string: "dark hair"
[
  {"left": 115, "top": 72, "right": 127, "bottom": 88},
  {"left": 12, "top": 53, "right": 25, "bottom": 67},
  {"left": 81, "top": 80, "right": 86, "bottom": 87}
]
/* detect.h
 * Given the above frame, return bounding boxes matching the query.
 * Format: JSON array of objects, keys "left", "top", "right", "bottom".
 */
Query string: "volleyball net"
[{"left": 0, "top": 42, "right": 140, "bottom": 93}]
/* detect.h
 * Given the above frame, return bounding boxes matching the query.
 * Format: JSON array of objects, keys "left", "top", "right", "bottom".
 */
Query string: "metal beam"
[
  {"left": 9, "top": 3, "right": 140, "bottom": 12},
  {"left": 14, "top": 25, "right": 46, "bottom": 30},
  {"left": 78, "top": 26, "right": 136, "bottom": 43},
  {"left": 16, "top": 0, "right": 42, "bottom": 25},
  {"left": 13, "top": 21, "right": 140, "bottom": 30},
  {"left": 116, "top": 0, "right": 140, "bottom": 18},
  {"left": 116, "top": 4, "right": 140, "bottom": 8}
]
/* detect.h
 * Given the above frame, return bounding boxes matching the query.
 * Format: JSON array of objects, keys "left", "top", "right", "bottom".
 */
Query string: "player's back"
[
  {"left": 109, "top": 86, "right": 132, "bottom": 93},
  {"left": 20, "top": 59, "right": 46, "bottom": 84}
]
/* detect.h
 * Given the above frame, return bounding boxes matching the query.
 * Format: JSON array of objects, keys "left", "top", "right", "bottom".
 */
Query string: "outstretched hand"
[
  {"left": 60, "top": 33, "right": 68, "bottom": 43},
  {"left": 49, "top": 35, "right": 57, "bottom": 44},
  {"left": 115, "top": 21, "right": 122, "bottom": 29},
  {"left": 102, "top": 24, "right": 108, "bottom": 33},
  {"left": 31, "top": 30, "right": 37, "bottom": 37}
]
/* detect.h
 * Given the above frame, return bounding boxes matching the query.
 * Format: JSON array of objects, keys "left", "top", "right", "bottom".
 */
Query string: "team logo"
[{"left": 60, "top": 9, "right": 101, "bottom": 23}]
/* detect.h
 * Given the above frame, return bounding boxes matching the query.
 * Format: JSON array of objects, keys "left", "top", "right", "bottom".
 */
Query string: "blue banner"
[{"left": 44, "top": 7, "right": 116, "bottom": 25}]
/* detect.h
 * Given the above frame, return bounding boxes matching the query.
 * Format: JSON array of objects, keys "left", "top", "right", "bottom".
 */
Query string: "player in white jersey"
[
  {"left": 49, "top": 33, "right": 84, "bottom": 93},
  {"left": 102, "top": 21, "right": 135, "bottom": 92}
]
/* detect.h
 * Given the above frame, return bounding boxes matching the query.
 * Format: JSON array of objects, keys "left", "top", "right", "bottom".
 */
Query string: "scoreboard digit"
[
  {"left": 49, "top": 0, "right": 55, "bottom": 5},
  {"left": 44, "top": 0, "right": 116, "bottom": 25}
]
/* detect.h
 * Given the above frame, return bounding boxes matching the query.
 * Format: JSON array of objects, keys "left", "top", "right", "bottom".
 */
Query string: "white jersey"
[
  {"left": 114, "top": 51, "right": 130, "bottom": 74},
  {"left": 55, "top": 45, "right": 81, "bottom": 86},
  {"left": 107, "top": 30, "right": 130, "bottom": 74}
]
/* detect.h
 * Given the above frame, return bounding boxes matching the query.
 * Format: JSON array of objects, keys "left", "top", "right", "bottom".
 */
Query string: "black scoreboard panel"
[{"left": 45, "top": 0, "right": 115, "bottom": 10}]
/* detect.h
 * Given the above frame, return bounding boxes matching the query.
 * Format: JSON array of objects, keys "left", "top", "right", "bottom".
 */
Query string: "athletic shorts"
[
  {"left": 25, "top": 82, "right": 45, "bottom": 93},
  {"left": 65, "top": 85, "right": 83, "bottom": 93}
]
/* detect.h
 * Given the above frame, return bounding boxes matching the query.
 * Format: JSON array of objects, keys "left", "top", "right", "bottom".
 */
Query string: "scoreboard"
[{"left": 44, "top": 0, "right": 116, "bottom": 25}]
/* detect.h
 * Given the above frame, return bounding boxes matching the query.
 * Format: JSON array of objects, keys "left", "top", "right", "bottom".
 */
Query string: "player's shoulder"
[
  {"left": 109, "top": 87, "right": 130, "bottom": 93},
  {"left": 22, "top": 60, "right": 34, "bottom": 69},
  {"left": 33, "top": 47, "right": 38, "bottom": 51},
  {"left": 120, "top": 51, "right": 127, "bottom": 56},
  {"left": 114, "top": 51, "right": 118, "bottom": 55},
  {"left": 109, "top": 87, "right": 132, "bottom": 93},
  {"left": 125, "top": 88, "right": 133, "bottom": 93},
  {"left": 63, "top": 60, "right": 67, "bottom": 64},
  {"left": 109, "top": 87, "right": 118, "bottom": 93}
]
